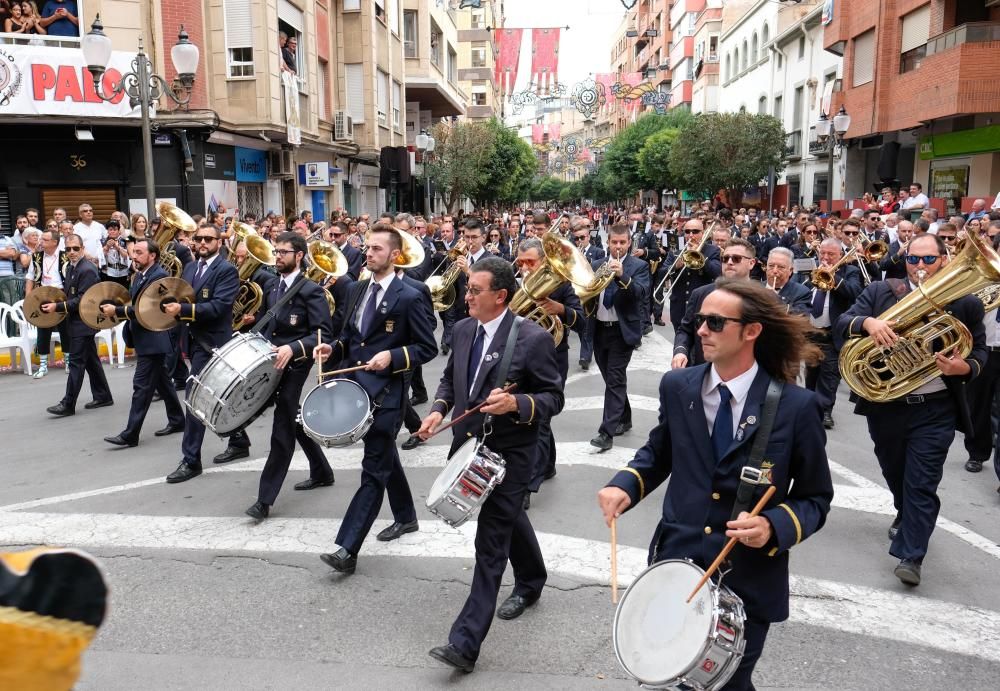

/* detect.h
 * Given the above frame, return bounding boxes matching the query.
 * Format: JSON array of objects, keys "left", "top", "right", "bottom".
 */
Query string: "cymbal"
[
  {"left": 135, "top": 277, "right": 195, "bottom": 332},
  {"left": 80, "top": 281, "right": 130, "bottom": 331},
  {"left": 23, "top": 286, "right": 67, "bottom": 328}
]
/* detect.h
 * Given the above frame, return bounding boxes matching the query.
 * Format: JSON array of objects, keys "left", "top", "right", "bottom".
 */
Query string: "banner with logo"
[
  {"left": 494, "top": 28, "right": 523, "bottom": 98},
  {"left": 530, "top": 28, "right": 560, "bottom": 95},
  {"left": 0, "top": 45, "right": 141, "bottom": 118}
]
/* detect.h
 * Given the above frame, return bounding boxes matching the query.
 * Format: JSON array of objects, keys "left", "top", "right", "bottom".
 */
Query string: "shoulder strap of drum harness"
[
  {"left": 481, "top": 316, "right": 524, "bottom": 436},
  {"left": 729, "top": 378, "right": 784, "bottom": 521},
  {"left": 251, "top": 275, "right": 307, "bottom": 335}
]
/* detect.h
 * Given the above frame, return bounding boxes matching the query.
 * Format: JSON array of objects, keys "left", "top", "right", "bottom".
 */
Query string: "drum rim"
[
  {"left": 186, "top": 344, "right": 281, "bottom": 432},
  {"left": 612, "top": 558, "right": 724, "bottom": 687},
  {"left": 428, "top": 437, "right": 482, "bottom": 503},
  {"left": 299, "top": 379, "right": 373, "bottom": 444}
]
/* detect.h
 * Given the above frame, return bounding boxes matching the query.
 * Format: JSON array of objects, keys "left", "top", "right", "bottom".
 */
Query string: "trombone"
[
  {"left": 811, "top": 245, "right": 861, "bottom": 292},
  {"left": 654, "top": 221, "right": 716, "bottom": 305}
]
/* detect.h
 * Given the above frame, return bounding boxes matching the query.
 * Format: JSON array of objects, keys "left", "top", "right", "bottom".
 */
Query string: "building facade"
[
  {"left": 690, "top": 0, "right": 722, "bottom": 114},
  {"left": 456, "top": 0, "right": 501, "bottom": 121}
]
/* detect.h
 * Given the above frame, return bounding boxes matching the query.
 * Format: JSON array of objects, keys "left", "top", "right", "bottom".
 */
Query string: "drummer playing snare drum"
[{"left": 598, "top": 279, "right": 833, "bottom": 691}]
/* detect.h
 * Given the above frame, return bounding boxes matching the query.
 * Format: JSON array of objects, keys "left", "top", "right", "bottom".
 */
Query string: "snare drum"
[
  {"left": 185, "top": 333, "right": 281, "bottom": 436},
  {"left": 298, "top": 378, "right": 373, "bottom": 448},
  {"left": 426, "top": 437, "right": 506, "bottom": 527},
  {"left": 613, "top": 559, "right": 746, "bottom": 690}
]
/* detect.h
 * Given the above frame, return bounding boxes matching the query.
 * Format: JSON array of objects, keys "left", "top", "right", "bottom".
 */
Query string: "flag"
[{"left": 531, "top": 28, "right": 561, "bottom": 95}]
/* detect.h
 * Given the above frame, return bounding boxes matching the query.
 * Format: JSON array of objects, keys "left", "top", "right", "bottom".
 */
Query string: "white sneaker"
[{"left": 32, "top": 364, "right": 48, "bottom": 379}]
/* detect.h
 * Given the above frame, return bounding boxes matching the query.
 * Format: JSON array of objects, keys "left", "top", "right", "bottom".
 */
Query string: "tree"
[
  {"left": 426, "top": 120, "right": 496, "bottom": 213},
  {"left": 637, "top": 127, "right": 680, "bottom": 195},
  {"left": 669, "top": 111, "right": 786, "bottom": 209},
  {"left": 601, "top": 110, "right": 694, "bottom": 199},
  {"left": 471, "top": 118, "right": 537, "bottom": 207}
]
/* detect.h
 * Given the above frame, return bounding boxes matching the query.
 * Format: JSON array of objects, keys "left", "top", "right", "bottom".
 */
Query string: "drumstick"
[
  {"left": 318, "top": 363, "right": 370, "bottom": 379},
  {"left": 316, "top": 329, "right": 323, "bottom": 385},
  {"left": 610, "top": 517, "right": 619, "bottom": 604},
  {"left": 685, "top": 485, "right": 777, "bottom": 603},
  {"left": 424, "top": 383, "right": 518, "bottom": 440}
]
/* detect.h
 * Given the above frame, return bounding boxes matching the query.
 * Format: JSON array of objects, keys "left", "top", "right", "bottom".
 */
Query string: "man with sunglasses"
[
  {"left": 629, "top": 212, "right": 659, "bottom": 336},
  {"left": 673, "top": 238, "right": 757, "bottom": 370},
  {"left": 836, "top": 233, "right": 986, "bottom": 586},
  {"left": 803, "top": 238, "right": 863, "bottom": 429},
  {"left": 599, "top": 278, "right": 833, "bottom": 691},
  {"left": 665, "top": 219, "right": 722, "bottom": 333},
  {"left": 163, "top": 226, "right": 240, "bottom": 483},
  {"left": 41, "top": 234, "right": 114, "bottom": 417},
  {"left": 25, "top": 229, "right": 69, "bottom": 377},
  {"left": 330, "top": 221, "right": 364, "bottom": 280},
  {"left": 572, "top": 224, "right": 604, "bottom": 371}
]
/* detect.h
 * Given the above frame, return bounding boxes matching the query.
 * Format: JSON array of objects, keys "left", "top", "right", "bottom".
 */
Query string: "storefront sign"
[
  {"left": 919, "top": 125, "right": 1000, "bottom": 160},
  {"left": 931, "top": 166, "right": 969, "bottom": 215},
  {"left": 235, "top": 147, "right": 268, "bottom": 183},
  {"left": 204, "top": 153, "right": 216, "bottom": 169},
  {"left": 299, "top": 162, "right": 343, "bottom": 187},
  {"left": 0, "top": 45, "right": 140, "bottom": 118}
]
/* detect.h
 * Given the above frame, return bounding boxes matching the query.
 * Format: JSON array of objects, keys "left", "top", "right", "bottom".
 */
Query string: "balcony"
[
  {"left": 926, "top": 22, "right": 1000, "bottom": 56},
  {"left": 785, "top": 130, "right": 802, "bottom": 160},
  {"left": 808, "top": 127, "right": 829, "bottom": 157}
]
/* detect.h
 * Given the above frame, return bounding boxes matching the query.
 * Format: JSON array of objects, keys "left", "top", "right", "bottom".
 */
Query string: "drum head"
[
  {"left": 429, "top": 438, "right": 479, "bottom": 501},
  {"left": 614, "top": 560, "right": 714, "bottom": 686},
  {"left": 301, "top": 379, "right": 370, "bottom": 436}
]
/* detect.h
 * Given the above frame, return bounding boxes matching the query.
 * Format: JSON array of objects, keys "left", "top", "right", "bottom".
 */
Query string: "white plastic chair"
[{"left": 0, "top": 302, "right": 34, "bottom": 375}]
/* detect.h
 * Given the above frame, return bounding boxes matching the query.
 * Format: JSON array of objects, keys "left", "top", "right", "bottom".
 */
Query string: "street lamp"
[
  {"left": 82, "top": 15, "right": 200, "bottom": 219},
  {"left": 815, "top": 105, "right": 851, "bottom": 213},
  {"left": 415, "top": 129, "right": 436, "bottom": 216}
]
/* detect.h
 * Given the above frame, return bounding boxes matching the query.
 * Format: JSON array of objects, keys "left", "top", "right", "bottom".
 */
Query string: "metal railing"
[
  {"left": 926, "top": 21, "right": 1000, "bottom": 56},
  {"left": 785, "top": 129, "right": 802, "bottom": 159},
  {"left": 0, "top": 32, "right": 80, "bottom": 47}
]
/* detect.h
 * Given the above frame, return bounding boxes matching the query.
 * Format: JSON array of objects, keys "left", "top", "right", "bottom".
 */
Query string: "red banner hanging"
[
  {"left": 494, "top": 28, "right": 524, "bottom": 98},
  {"left": 548, "top": 122, "right": 561, "bottom": 142},
  {"left": 532, "top": 123, "right": 544, "bottom": 145},
  {"left": 531, "top": 28, "right": 561, "bottom": 94},
  {"left": 596, "top": 73, "right": 617, "bottom": 115}
]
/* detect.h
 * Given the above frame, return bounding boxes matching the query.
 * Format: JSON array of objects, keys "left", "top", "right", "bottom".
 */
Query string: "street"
[{"left": 2, "top": 325, "right": 999, "bottom": 690}]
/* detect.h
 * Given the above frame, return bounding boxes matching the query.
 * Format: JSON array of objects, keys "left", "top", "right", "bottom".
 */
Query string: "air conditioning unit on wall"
[
  {"left": 334, "top": 111, "right": 354, "bottom": 142},
  {"left": 268, "top": 149, "right": 295, "bottom": 177}
]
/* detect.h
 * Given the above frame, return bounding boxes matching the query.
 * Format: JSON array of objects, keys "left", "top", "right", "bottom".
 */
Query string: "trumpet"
[
  {"left": 654, "top": 221, "right": 716, "bottom": 305},
  {"left": 859, "top": 231, "right": 889, "bottom": 262}
]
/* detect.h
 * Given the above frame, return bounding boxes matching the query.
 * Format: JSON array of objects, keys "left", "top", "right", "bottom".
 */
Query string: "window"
[
  {"left": 797, "top": 36, "right": 806, "bottom": 60},
  {"left": 773, "top": 94, "right": 783, "bottom": 120},
  {"left": 751, "top": 33, "right": 758, "bottom": 63},
  {"left": 403, "top": 10, "right": 417, "bottom": 58},
  {"left": 448, "top": 44, "right": 458, "bottom": 83},
  {"left": 900, "top": 4, "right": 930, "bottom": 73},
  {"left": 471, "top": 9, "right": 485, "bottom": 29},
  {"left": 472, "top": 82, "right": 487, "bottom": 106},
  {"left": 758, "top": 95, "right": 767, "bottom": 114},
  {"left": 430, "top": 20, "right": 443, "bottom": 69},
  {"left": 777, "top": 52, "right": 783, "bottom": 69},
  {"left": 725, "top": 54, "right": 731, "bottom": 81},
  {"left": 388, "top": 0, "right": 399, "bottom": 34},
  {"left": 377, "top": 69, "right": 389, "bottom": 126},
  {"left": 742, "top": 40, "right": 748, "bottom": 70},
  {"left": 345, "top": 63, "right": 365, "bottom": 123},
  {"left": 762, "top": 24, "right": 769, "bottom": 48},
  {"left": 375, "top": 0, "right": 385, "bottom": 24},
  {"left": 792, "top": 85, "right": 803, "bottom": 130},
  {"left": 343, "top": 0, "right": 360, "bottom": 10},
  {"left": 278, "top": 2, "right": 305, "bottom": 81},
  {"left": 733, "top": 47, "right": 739, "bottom": 75},
  {"left": 225, "top": 0, "right": 254, "bottom": 78},
  {"left": 812, "top": 173, "right": 829, "bottom": 203},
  {"left": 320, "top": 59, "right": 331, "bottom": 121},
  {"left": 709, "top": 36, "right": 718, "bottom": 61},
  {"left": 471, "top": 41, "right": 488, "bottom": 68},
  {"left": 392, "top": 81, "right": 402, "bottom": 129},
  {"left": 852, "top": 30, "right": 875, "bottom": 86}
]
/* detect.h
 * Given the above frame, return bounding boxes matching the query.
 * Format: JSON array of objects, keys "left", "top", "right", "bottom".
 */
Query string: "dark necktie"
[
  {"left": 195, "top": 259, "right": 207, "bottom": 284},
  {"left": 467, "top": 325, "right": 486, "bottom": 390},
  {"left": 469, "top": 253, "right": 476, "bottom": 266},
  {"left": 277, "top": 279, "right": 287, "bottom": 298},
  {"left": 603, "top": 278, "right": 618, "bottom": 309},
  {"left": 995, "top": 308, "right": 1000, "bottom": 323},
  {"left": 811, "top": 288, "right": 826, "bottom": 319},
  {"left": 712, "top": 385, "right": 733, "bottom": 462},
  {"left": 359, "top": 282, "right": 381, "bottom": 334}
]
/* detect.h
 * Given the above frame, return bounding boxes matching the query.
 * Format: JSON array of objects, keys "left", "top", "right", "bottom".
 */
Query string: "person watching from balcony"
[
  {"left": 38, "top": 0, "right": 77, "bottom": 37},
  {"left": 21, "top": 1, "right": 45, "bottom": 35},
  {"left": 4, "top": 1, "right": 27, "bottom": 32}
]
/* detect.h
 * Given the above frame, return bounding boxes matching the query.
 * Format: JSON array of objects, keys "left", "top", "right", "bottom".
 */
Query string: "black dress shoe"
[
  {"left": 320, "top": 547, "right": 357, "bottom": 574},
  {"left": 166, "top": 462, "right": 202, "bottom": 484},
  {"left": 245, "top": 501, "right": 269, "bottom": 520},
  {"left": 84, "top": 399, "right": 114, "bottom": 410},
  {"left": 655, "top": 319, "right": 667, "bottom": 326},
  {"left": 614, "top": 421, "right": 632, "bottom": 436},
  {"left": 409, "top": 395, "right": 428, "bottom": 406},
  {"left": 894, "top": 558, "right": 921, "bottom": 586},
  {"left": 590, "top": 432, "right": 613, "bottom": 452},
  {"left": 46, "top": 403, "right": 75, "bottom": 417},
  {"left": 578, "top": 359, "right": 589, "bottom": 371},
  {"left": 294, "top": 477, "right": 335, "bottom": 491},
  {"left": 104, "top": 434, "right": 137, "bottom": 448},
  {"left": 401, "top": 434, "right": 424, "bottom": 451},
  {"left": 888, "top": 514, "right": 902, "bottom": 541},
  {"left": 376, "top": 520, "right": 419, "bottom": 542},
  {"left": 496, "top": 593, "right": 539, "bottom": 620},
  {"left": 822, "top": 411, "right": 835, "bottom": 429},
  {"left": 154, "top": 425, "right": 184, "bottom": 437},
  {"left": 965, "top": 458, "right": 984, "bottom": 473},
  {"left": 429, "top": 645, "right": 475, "bottom": 673},
  {"left": 213, "top": 447, "right": 250, "bottom": 464}
]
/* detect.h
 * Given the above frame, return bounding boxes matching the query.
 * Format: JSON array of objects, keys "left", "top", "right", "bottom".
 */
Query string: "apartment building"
[
  {"left": 690, "top": 0, "right": 722, "bottom": 114},
  {"left": 456, "top": 0, "right": 501, "bottom": 121}
]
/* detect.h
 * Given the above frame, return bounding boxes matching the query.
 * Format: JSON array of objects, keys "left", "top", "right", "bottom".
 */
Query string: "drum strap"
[
  {"left": 729, "top": 378, "right": 784, "bottom": 521},
  {"left": 251, "top": 275, "right": 307, "bottom": 334},
  {"left": 482, "top": 315, "right": 523, "bottom": 428}
]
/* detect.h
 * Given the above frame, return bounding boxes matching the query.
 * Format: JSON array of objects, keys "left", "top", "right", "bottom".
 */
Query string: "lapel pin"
[
  {"left": 746, "top": 415, "right": 757, "bottom": 425},
  {"left": 484, "top": 354, "right": 492, "bottom": 362}
]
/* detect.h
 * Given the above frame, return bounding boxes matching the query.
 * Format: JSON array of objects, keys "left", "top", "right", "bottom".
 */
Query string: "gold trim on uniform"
[
  {"left": 620, "top": 467, "right": 645, "bottom": 500},
  {"left": 392, "top": 346, "right": 411, "bottom": 374},
  {"left": 777, "top": 503, "right": 802, "bottom": 545}
]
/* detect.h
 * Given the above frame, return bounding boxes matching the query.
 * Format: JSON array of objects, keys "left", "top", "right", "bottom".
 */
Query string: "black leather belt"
[
  {"left": 597, "top": 320, "right": 619, "bottom": 327},
  {"left": 902, "top": 391, "right": 950, "bottom": 405}
]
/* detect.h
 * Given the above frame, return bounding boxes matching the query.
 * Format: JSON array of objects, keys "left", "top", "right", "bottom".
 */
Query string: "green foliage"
[
  {"left": 426, "top": 121, "right": 496, "bottom": 214},
  {"left": 668, "top": 111, "right": 786, "bottom": 209},
  {"left": 637, "top": 128, "right": 680, "bottom": 192},
  {"left": 600, "top": 110, "right": 694, "bottom": 198},
  {"left": 473, "top": 119, "right": 538, "bottom": 206}
]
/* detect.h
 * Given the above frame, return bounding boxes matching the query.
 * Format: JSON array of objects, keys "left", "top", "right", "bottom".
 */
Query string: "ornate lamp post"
[
  {"left": 815, "top": 105, "right": 851, "bottom": 213},
  {"left": 82, "top": 15, "right": 200, "bottom": 217},
  {"left": 415, "top": 129, "right": 436, "bottom": 217}
]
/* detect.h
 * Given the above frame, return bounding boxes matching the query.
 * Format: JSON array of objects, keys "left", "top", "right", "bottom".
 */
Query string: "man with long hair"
[{"left": 598, "top": 279, "right": 833, "bottom": 691}]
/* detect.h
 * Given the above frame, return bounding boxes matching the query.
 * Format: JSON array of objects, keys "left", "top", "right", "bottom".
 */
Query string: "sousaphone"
[
  {"left": 79, "top": 281, "right": 130, "bottom": 331},
  {"left": 135, "top": 277, "right": 195, "bottom": 331},
  {"left": 23, "top": 287, "right": 67, "bottom": 328}
]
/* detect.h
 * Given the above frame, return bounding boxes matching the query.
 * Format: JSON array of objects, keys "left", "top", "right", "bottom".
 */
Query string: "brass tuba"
[
  {"left": 305, "top": 239, "right": 348, "bottom": 315},
  {"left": 839, "top": 231, "right": 1000, "bottom": 402},
  {"left": 230, "top": 222, "right": 277, "bottom": 330},
  {"left": 425, "top": 239, "right": 467, "bottom": 312},
  {"left": 508, "top": 233, "right": 586, "bottom": 346},
  {"left": 154, "top": 201, "right": 195, "bottom": 278}
]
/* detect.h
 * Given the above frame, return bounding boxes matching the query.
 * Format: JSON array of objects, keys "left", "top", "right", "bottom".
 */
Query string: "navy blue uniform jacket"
[
  {"left": 56, "top": 259, "right": 100, "bottom": 338},
  {"left": 261, "top": 274, "right": 333, "bottom": 370},
  {"left": 176, "top": 255, "right": 240, "bottom": 350},
  {"left": 588, "top": 254, "right": 650, "bottom": 347},
  {"left": 835, "top": 280, "right": 985, "bottom": 432},
  {"left": 606, "top": 365, "right": 833, "bottom": 623},
  {"left": 115, "top": 264, "right": 173, "bottom": 354}
]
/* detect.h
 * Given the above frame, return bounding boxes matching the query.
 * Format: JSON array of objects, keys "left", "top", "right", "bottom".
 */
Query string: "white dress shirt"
[
  {"left": 468, "top": 308, "right": 509, "bottom": 394},
  {"left": 73, "top": 220, "right": 107, "bottom": 267},
  {"left": 809, "top": 287, "right": 831, "bottom": 329},
  {"left": 355, "top": 272, "right": 395, "bottom": 332},
  {"left": 278, "top": 269, "right": 300, "bottom": 292},
  {"left": 702, "top": 361, "right": 760, "bottom": 436}
]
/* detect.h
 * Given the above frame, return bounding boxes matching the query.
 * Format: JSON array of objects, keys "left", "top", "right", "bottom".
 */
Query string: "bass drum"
[
  {"left": 185, "top": 333, "right": 281, "bottom": 436},
  {"left": 613, "top": 559, "right": 746, "bottom": 690},
  {"left": 298, "top": 378, "right": 373, "bottom": 448}
]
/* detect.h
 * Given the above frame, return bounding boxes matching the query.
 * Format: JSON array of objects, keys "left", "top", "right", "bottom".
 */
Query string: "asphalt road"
[{"left": 1, "top": 324, "right": 999, "bottom": 691}]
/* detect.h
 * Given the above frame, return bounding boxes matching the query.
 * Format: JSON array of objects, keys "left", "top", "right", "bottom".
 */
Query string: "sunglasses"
[
  {"left": 721, "top": 254, "right": 752, "bottom": 264},
  {"left": 684, "top": 229, "right": 699, "bottom": 234},
  {"left": 65, "top": 246, "right": 82, "bottom": 252},
  {"left": 694, "top": 313, "right": 744, "bottom": 332},
  {"left": 904, "top": 255, "right": 940, "bottom": 265},
  {"left": 843, "top": 231, "right": 860, "bottom": 236},
  {"left": 192, "top": 235, "right": 218, "bottom": 243}
]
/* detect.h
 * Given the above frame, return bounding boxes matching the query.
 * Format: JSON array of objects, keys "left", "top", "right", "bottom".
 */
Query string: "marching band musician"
[
  {"left": 803, "top": 238, "right": 863, "bottom": 430},
  {"left": 42, "top": 234, "right": 115, "bottom": 417},
  {"left": 747, "top": 218, "right": 777, "bottom": 282},
  {"left": 514, "top": 238, "right": 585, "bottom": 505},
  {"left": 840, "top": 219, "right": 879, "bottom": 284},
  {"left": 330, "top": 221, "right": 365, "bottom": 280},
  {"left": 672, "top": 239, "right": 759, "bottom": 370},
  {"left": 164, "top": 225, "right": 241, "bottom": 484},
  {"left": 666, "top": 219, "right": 722, "bottom": 333},
  {"left": 649, "top": 214, "right": 675, "bottom": 328},
  {"left": 101, "top": 239, "right": 185, "bottom": 447},
  {"left": 313, "top": 225, "right": 437, "bottom": 575},
  {"left": 573, "top": 223, "right": 604, "bottom": 371},
  {"left": 504, "top": 216, "right": 523, "bottom": 260},
  {"left": 589, "top": 225, "right": 650, "bottom": 452},
  {"left": 417, "top": 257, "right": 564, "bottom": 674},
  {"left": 879, "top": 220, "right": 914, "bottom": 281},
  {"left": 437, "top": 220, "right": 461, "bottom": 355},
  {"left": 835, "top": 233, "right": 986, "bottom": 586},
  {"left": 765, "top": 248, "right": 812, "bottom": 315},
  {"left": 630, "top": 212, "right": 659, "bottom": 336},
  {"left": 244, "top": 233, "right": 336, "bottom": 520},
  {"left": 599, "top": 279, "right": 833, "bottom": 691}
]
